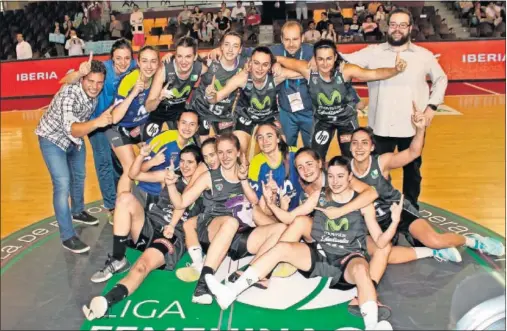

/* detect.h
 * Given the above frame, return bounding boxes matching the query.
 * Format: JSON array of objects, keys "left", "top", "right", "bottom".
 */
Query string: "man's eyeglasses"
[{"left": 389, "top": 22, "right": 411, "bottom": 29}]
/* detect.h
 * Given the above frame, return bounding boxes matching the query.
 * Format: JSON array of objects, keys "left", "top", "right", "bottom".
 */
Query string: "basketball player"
[
  {"left": 348, "top": 124, "right": 505, "bottom": 257},
  {"left": 205, "top": 46, "right": 302, "bottom": 153},
  {"left": 105, "top": 46, "right": 160, "bottom": 195},
  {"left": 145, "top": 37, "right": 207, "bottom": 133},
  {"left": 164, "top": 134, "right": 288, "bottom": 304},
  {"left": 83, "top": 145, "right": 203, "bottom": 320},
  {"left": 205, "top": 156, "right": 397, "bottom": 330},
  {"left": 128, "top": 110, "right": 199, "bottom": 209},
  {"left": 275, "top": 39, "right": 407, "bottom": 160},
  {"left": 187, "top": 32, "right": 248, "bottom": 142}
]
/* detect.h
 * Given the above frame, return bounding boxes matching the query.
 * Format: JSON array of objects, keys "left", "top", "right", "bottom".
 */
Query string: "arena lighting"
[{"left": 449, "top": 273, "right": 506, "bottom": 330}]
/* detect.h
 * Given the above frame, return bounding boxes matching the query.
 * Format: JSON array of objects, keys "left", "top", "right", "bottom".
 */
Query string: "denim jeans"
[
  {"left": 38, "top": 136, "right": 86, "bottom": 241},
  {"left": 88, "top": 129, "right": 119, "bottom": 210},
  {"left": 279, "top": 109, "right": 313, "bottom": 147}
]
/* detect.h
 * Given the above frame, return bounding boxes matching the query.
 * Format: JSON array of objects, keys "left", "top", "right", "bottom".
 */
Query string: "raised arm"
[
  {"left": 111, "top": 73, "right": 145, "bottom": 124},
  {"left": 166, "top": 170, "right": 211, "bottom": 209},
  {"left": 273, "top": 67, "right": 304, "bottom": 85},
  {"left": 342, "top": 52, "right": 406, "bottom": 82},
  {"left": 205, "top": 71, "right": 247, "bottom": 104},
  {"left": 60, "top": 52, "right": 94, "bottom": 84},
  {"left": 275, "top": 56, "right": 311, "bottom": 81},
  {"left": 145, "top": 65, "right": 167, "bottom": 112}
]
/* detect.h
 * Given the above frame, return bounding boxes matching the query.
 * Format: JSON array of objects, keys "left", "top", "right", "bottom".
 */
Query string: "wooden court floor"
[{"left": 1, "top": 89, "right": 505, "bottom": 239}]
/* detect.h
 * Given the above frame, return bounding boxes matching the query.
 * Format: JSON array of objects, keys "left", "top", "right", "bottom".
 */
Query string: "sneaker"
[
  {"left": 176, "top": 263, "right": 202, "bottom": 283},
  {"left": 62, "top": 236, "right": 90, "bottom": 254},
  {"left": 373, "top": 320, "right": 393, "bottom": 330},
  {"left": 467, "top": 234, "right": 505, "bottom": 257},
  {"left": 272, "top": 262, "right": 297, "bottom": 278},
  {"left": 83, "top": 296, "right": 108, "bottom": 321},
  {"left": 72, "top": 211, "right": 99, "bottom": 226},
  {"left": 91, "top": 254, "right": 130, "bottom": 283},
  {"left": 192, "top": 278, "right": 213, "bottom": 305},
  {"left": 107, "top": 209, "right": 114, "bottom": 226},
  {"left": 432, "top": 247, "right": 462, "bottom": 263},
  {"left": 205, "top": 274, "right": 236, "bottom": 310}
]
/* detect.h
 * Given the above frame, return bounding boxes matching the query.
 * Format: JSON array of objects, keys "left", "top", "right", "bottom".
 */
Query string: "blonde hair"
[{"left": 281, "top": 20, "right": 303, "bottom": 37}]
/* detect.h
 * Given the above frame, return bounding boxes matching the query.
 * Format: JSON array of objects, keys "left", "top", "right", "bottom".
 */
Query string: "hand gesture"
[
  {"left": 161, "top": 52, "right": 173, "bottom": 64},
  {"left": 151, "top": 147, "right": 167, "bottom": 167},
  {"left": 279, "top": 193, "right": 291, "bottom": 211},
  {"left": 163, "top": 224, "right": 175, "bottom": 239},
  {"left": 262, "top": 181, "right": 276, "bottom": 205},
  {"left": 265, "top": 171, "right": 278, "bottom": 193},
  {"left": 411, "top": 102, "right": 427, "bottom": 129},
  {"left": 314, "top": 206, "right": 344, "bottom": 220},
  {"left": 237, "top": 153, "right": 249, "bottom": 180},
  {"left": 79, "top": 52, "right": 93, "bottom": 77},
  {"left": 164, "top": 160, "right": 179, "bottom": 186},
  {"left": 394, "top": 52, "right": 407, "bottom": 73},
  {"left": 96, "top": 105, "right": 113, "bottom": 128},
  {"left": 208, "top": 48, "right": 222, "bottom": 61},
  {"left": 390, "top": 194, "right": 404, "bottom": 227},
  {"left": 132, "top": 73, "right": 145, "bottom": 97},
  {"left": 158, "top": 81, "right": 172, "bottom": 101},
  {"left": 271, "top": 62, "right": 282, "bottom": 77},
  {"left": 205, "top": 75, "right": 218, "bottom": 100},
  {"left": 139, "top": 141, "right": 158, "bottom": 157}
]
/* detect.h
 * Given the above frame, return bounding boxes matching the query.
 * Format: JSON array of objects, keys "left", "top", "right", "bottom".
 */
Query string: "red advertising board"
[{"left": 0, "top": 39, "right": 505, "bottom": 110}]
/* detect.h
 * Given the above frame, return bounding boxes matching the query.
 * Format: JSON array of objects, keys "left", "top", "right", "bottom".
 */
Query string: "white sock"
[
  {"left": 414, "top": 247, "right": 434, "bottom": 259},
  {"left": 229, "top": 266, "right": 260, "bottom": 296},
  {"left": 465, "top": 236, "right": 477, "bottom": 248},
  {"left": 188, "top": 246, "right": 203, "bottom": 265},
  {"left": 360, "top": 300, "right": 378, "bottom": 330}
]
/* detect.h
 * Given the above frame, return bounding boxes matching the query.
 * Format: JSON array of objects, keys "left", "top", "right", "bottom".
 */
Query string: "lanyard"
[{"left": 284, "top": 49, "right": 303, "bottom": 89}]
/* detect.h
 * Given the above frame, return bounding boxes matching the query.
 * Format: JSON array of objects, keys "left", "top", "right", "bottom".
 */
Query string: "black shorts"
[
  {"left": 234, "top": 115, "right": 280, "bottom": 136},
  {"left": 311, "top": 116, "right": 358, "bottom": 160},
  {"left": 378, "top": 208, "right": 421, "bottom": 246},
  {"left": 147, "top": 105, "right": 186, "bottom": 132},
  {"left": 299, "top": 243, "right": 368, "bottom": 291},
  {"left": 132, "top": 184, "right": 160, "bottom": 210},
  {"left": 105, "top": 123, "right": 157, "bottom": 147},
  {"left": 196, "top": 213, "right": 254, "bottom": 260},
  {"left": 198, "top": 117, "right": 235, "bottom": 136}
]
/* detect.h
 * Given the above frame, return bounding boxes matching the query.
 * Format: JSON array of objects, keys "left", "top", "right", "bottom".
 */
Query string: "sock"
[
  {"left": 265, "top": 269, "right": 274, "bottom": 280},
  {"left": 465, "top": 236, "right": 479, "bottom": 249},
  {"left": 198, "top": 265, "right": 214, "bottom": 283},
  {"left": 414, "top": 247, "right": 434, "bottom": 259},
  {"left": 360, "top": 300, "right": 378, "bottom": 330},
  {"left": 188, "top": 246, "right": 203, "bottom": 265},
  {"left": 104, "top": 284, "right": 129, "bottom": 306},
  {"left": 112, "top": 235, "right": 129, "bottom": 261},
  {"left": 229, "top": 266, "right": 260, "bottom": 296}
]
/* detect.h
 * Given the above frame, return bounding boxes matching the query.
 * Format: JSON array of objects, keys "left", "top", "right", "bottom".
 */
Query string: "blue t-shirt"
[
  {"left": 245, "top": 44, "right": 314, "bottom": 114},
  {"left": 114, "top": 69, "right": 152, "bottom": 128},
  {"left": 137, "top": 130, "right": 194, "bottom": 195},
  {"left": 248, "top": 147, "right": 302, "bottom": 211},
  {"left": 91, "top": 59, "right": 137, "bottom": 119}
]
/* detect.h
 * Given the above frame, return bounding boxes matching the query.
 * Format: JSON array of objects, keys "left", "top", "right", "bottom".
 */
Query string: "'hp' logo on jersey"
[
  {"left": 314, "top": 131, "right": 330, "bottom": 145},
  {"left": 146, "top": 123, "right": 160, "bottom": 137}
]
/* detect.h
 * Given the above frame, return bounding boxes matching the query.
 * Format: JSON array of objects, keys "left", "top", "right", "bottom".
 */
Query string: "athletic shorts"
[
  {"left": 105, "top": 123, "right": 157, "bottom": 147},
  {"left": 378, "top": 205, "right": 421, "bottom": 247},
  {"left": 299, "top": 243, "right": 368, "bottom": 291},
  {"left": 311, "top": 116, "right": 358, "bottom": 160},
  {"left": 196, "top": 213, "right": 254, "bottom": 260},
  {"left": 132, "top": 183, "right": 160, "bottom": 210},
  {"left": 234, "top": 114, "right": 280, "bottom": 136},
  {"left": 198, "top": 117, "right": 235, "bottom": 136}
]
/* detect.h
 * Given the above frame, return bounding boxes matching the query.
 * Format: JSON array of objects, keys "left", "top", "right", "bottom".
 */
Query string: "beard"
[{"left": 387, "top": 32, "right": 410, "bottom": 46}]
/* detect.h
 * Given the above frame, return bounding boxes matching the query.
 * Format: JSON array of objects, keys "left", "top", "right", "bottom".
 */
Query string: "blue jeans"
[
  {"left": 38, "top": 136, "right": 86, "bottom": 241},
  {"left": 279, "top": 109, "right": 313, "bottom": 147},
  {"left": 88, "top": 129, "right": 118, "bottom": 210}
]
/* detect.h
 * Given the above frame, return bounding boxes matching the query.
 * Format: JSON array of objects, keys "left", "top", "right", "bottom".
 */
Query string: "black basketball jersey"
[
  {"left": 308, "top": 70, "right": 357, "bottom": 122},
  {"left": 189, "top": 56, "right": 248, "bottom": 121},
  {"left": 312, "top": 189, "right": 367, "bottom": 257},
  {"left": 236, "top": 73, "right": 279, "bottom": 122}
]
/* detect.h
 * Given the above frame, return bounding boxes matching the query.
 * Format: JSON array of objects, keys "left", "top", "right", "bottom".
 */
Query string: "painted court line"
[{"left": 464, "top": 82, "right": 500, "bottom": 95}]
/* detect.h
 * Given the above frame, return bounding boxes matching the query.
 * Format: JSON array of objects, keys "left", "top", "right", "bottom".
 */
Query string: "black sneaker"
[
  {"left": 72, "top": 211, "right": 99, "bottom": 226},
  {"left": 192, "top": 279, "right": 213, "bottom": 305},
  {"left": 62, "top": 236, "right": 90, "bottom": 254}
]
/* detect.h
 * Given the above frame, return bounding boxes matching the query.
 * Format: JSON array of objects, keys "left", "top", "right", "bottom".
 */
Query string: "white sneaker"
[
  {"left": 373, "top": 320, "right": 393, "bottom": 330},
  {"left": 205, "top": 274, "right": 236, "bottom": 310},
  {"left": 82, "top": 296, "right": 108, "bottom": 321},
  {"left": 432, "top": 247, "right": 462, "bottom": 263}
]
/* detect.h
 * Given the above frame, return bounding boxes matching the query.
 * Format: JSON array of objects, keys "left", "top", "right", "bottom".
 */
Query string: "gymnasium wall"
[{"left": 0, "top": 39, "right": 505, "bottom": 111}]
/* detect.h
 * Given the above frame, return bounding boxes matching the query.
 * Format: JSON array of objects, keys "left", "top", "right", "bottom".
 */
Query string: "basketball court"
[{"left": 1, "top": 81, "right": 505, "bottom": 330}]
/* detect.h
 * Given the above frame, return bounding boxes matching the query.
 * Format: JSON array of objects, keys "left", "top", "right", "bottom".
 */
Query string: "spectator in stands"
[
  {"left": 316, "top": 12, "right": 329, "bottom": 33},
  {"left": 16, "top": 33, "right": 33, "bottom": 60},
  {"left": 485, "top": 2, "right": 498, "bottom": 22},
  {"left": 109, "top": 14, "right": 123, "bottom": 40},
  {"left": 192, "top": 6, "right": 205, "bottom": 24},
  {"left": 321, "top": 23, "right": 337, "bottom": 43},
  {"left": 471, "top": 2, "right": 486, "bottom": 27},
  {"left": 375, "top": 5, "right": 388, "bottom": 34},
  {"left": 81, "top": 2, "right": 89, "bottom": 18},
  {"left": 339, "top": 24, "right": 355, "bottom": 42},
  {"left": 328, "top": 2, "right": 343, "bottom": 19},
  {"left": 66, "top": 29, "right": 86, "bottom": 56},
  {"left": 205, "top": 12, "right": 216, "bottom": 33},
  {"left": 384, "top": 1, "right": 394, "bottom": 12},
  {"left": 130, "top": 5, "right": 145, "bottom": 47},
  {"left": 354, "top": 1, "right": 366, "bottom": 19},
  {"left": 350, "top": 14, "right": 362, "bottom": 34},
  {"left": 303, "top": 21, "right": 321, "bottom": 44},
  {"left": 245, "top": 6, "right": 261, "bottom": 43},
  {"left": 368, "top": 1, "right": 382, "bottom": 16},
  {"left": 198, "top": 20, "right": 213, "bottom": 44},
  {"left": 215, "top": 11, "right": 231, "bottom": 38},
  {"left": 189, "top": 22, "right": 200, "bottom": 40},
  {"left": 178, "top": 5, "right": 193, "bottom": 27},
  {"left": 53, "top": 24, "right": 66, "bottom": 57},
  {"left": 74, "top": 10, "right": 84, "bottom": 29},
  {"left": 221, "top": 2, "right": 231, "bottom": 18},
  {"left": 64, "top": 15, "right": 74, "bottom": 38},
  {"left": 88, "top": 1, "right": 103, "bottom": 31},
  {"left": 79, "top": 17, "right": 95, "bottom": 42},
  {"left": 362, "top": 16, "right": 379, "bottom": 40},
  {"left": 231, "top": 1, "right": 247, "bottom": 24},
  {"left": 296, "top": 1, "right": 308, "bottom": 20}
]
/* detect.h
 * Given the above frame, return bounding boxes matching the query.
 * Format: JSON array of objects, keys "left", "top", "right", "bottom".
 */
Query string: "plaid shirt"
[{"left": 35, "top": 83, "right": 97, "bottom": 151}]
